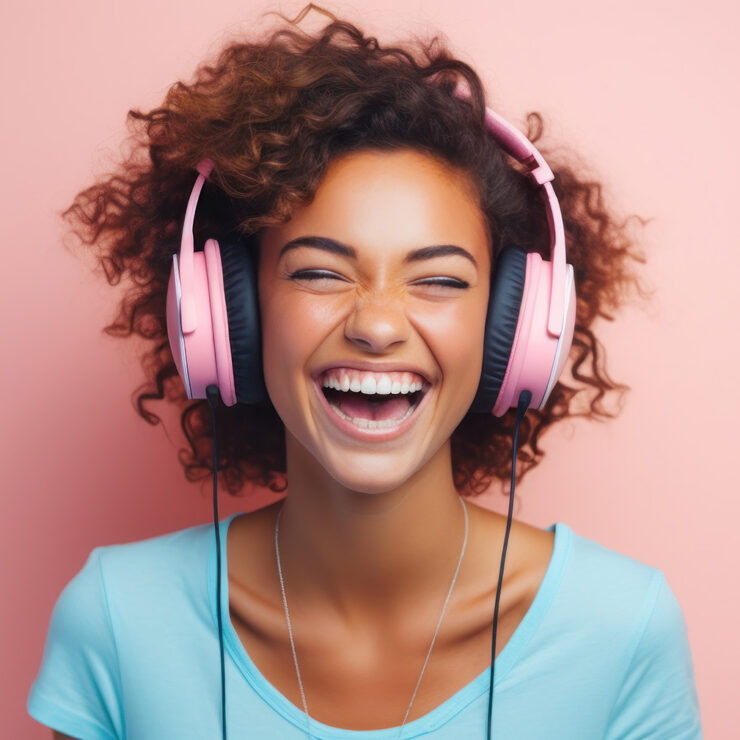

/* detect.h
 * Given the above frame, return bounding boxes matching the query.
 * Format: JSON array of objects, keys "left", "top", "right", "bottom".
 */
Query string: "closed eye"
[
  {"left": 288, "top": 270, "right": 469, "bottom": 289},
  {"left": 288, "top": 269, "right": 343, "bottom": 282}
]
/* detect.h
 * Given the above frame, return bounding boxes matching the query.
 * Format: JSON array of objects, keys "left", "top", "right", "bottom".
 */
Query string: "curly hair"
[{"left": 61, "top": 3, "right": 652, "bottom": 503}]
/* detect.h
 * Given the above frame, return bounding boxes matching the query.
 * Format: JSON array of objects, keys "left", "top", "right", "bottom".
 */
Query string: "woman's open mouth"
[
  {"left": 322, "top": 384, "right": 424, "bottom": 426},
  {"left": 313, "top": 371, "right": 432, "bottom": 441}
]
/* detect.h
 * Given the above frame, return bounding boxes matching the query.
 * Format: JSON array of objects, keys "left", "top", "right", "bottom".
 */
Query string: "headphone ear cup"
[
  {"left": 217, "top": 235, "right": 270, "bottom": 406},
  {"left": 472, "top": 246, "right": 577, "bottom": 417},
  {"left": 470, "top": 247, "right": 527, "bottom": 414},
  {"left": 167, "top": 243, "right": 231, "bottom": 405}
]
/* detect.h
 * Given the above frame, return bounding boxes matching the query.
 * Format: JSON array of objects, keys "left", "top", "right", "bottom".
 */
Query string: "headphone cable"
[
  {"left": 206, "top": 385, "right": 228, "bottom": 740},
  {"left": 487, "top": 389, "right": 531, "bottom": 739}
]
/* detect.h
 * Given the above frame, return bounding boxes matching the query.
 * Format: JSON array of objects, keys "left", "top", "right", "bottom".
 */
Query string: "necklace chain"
[{"left": 274, "top": 495, "right": 469, "bottom": 740}]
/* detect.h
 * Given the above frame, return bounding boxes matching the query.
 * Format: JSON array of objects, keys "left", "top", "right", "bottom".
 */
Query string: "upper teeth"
[{"left": 321, "top": 369, "right": 425, "bottom": 396}]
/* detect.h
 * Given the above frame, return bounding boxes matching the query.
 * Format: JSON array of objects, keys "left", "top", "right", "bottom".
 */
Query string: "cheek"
[
  {"left": 417, "top": 300, "right": 487, "bottom": 405},
  {"left": 258, "top": 293, "right": 329, "bottom": 401}
]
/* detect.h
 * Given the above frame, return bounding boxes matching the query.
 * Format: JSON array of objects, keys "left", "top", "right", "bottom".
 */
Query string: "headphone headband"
[{"left": 452, "top": 82, "right": 565, "bottom": 338}]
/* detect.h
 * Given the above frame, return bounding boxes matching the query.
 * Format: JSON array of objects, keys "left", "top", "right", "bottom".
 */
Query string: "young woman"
[{"left": 28, "top": 4, "right": 702, "bottom": 739}]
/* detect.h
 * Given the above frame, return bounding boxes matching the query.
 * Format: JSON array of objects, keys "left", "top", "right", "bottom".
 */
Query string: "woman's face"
[{"left": 257, "top": 147, "right": 492, "bottom": 494}]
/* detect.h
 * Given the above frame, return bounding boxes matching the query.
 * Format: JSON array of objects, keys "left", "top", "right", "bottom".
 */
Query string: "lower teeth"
[{"left": 327, "top": 399, "right": 419, "bottom": 429}]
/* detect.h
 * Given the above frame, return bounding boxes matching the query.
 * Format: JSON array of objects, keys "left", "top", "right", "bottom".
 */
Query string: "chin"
[{"left": 316, "top": 444, "right": 435, "bottom": 496}]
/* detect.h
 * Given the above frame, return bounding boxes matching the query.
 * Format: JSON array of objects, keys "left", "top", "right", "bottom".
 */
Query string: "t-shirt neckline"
[{"left": 207, "top": 511, "right": 572, "bottom": 739}]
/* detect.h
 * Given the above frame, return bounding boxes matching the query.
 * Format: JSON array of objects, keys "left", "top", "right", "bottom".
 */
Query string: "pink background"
[{"left": 3, "top": 0, "right": 737, "bottom": 736}]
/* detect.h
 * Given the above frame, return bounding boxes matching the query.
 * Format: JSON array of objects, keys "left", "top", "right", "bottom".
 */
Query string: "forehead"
[{"left": 263, "top": 148, "right": 491, "bottom": 262}]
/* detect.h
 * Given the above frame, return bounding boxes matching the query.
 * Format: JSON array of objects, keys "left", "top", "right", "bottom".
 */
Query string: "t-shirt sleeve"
[
  {"left": 27, "top": 547, "right": 123, "bottom": 740},
  {"left": 604, "top": 569, "right": 703, "bottom": 739}
]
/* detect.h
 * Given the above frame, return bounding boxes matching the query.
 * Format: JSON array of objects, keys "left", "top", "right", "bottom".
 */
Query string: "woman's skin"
[
  {"left": 226, "top": 149, "right": 556, "bottom": 729},
  {"left": 48, "top": 149, "right": 555, "bottom": 739}
]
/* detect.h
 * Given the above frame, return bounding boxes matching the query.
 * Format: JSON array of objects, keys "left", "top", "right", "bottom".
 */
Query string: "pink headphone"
[{"left": 166, "top": 82, "right": 576, "bottom": 417}]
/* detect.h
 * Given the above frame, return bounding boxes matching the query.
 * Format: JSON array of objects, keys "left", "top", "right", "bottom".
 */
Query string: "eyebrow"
[{"left": 277, "top": 235, "right": 478, "bottom": 269}]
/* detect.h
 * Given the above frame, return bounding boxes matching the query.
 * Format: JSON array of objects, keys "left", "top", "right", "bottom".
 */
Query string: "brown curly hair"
[{"left": 61, "top": 3, "right": 652, "bottom": 503}]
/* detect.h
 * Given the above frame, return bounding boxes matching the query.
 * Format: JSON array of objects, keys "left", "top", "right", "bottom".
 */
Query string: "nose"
[{"left": 343, "top": 292, "right": 411, "bottom": 352}]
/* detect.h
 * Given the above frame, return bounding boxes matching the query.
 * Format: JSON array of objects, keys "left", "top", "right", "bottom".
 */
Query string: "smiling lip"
[{"left": 312, "top": 376, "right": 432, "bottom": 443}]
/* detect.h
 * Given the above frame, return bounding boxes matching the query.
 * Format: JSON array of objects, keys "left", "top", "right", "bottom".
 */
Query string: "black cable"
[
  {"left": 487, "top": 389, "right": 532, "bottom": 740},
  {"left": 206, "top": 384, "right": 227, "bottom": 740}
]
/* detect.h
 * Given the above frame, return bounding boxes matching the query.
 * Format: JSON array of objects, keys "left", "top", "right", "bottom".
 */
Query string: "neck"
[{"left": 275, "top": 433, "right": 468, "bottom": 625}]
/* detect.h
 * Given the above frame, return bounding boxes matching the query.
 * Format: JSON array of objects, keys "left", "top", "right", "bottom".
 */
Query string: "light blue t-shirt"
[{"left": 27, "top": 513, "right": 703, "bottom": 739}]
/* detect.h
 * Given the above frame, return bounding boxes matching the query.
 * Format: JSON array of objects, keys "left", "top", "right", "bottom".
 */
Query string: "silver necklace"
[{"left": 274, "top": 495, "right": 469, "bottom": 740}]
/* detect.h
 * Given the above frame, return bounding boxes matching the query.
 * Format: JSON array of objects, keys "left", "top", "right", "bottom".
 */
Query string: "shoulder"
[
  {"left": 85, "top": 520, "right": 219, "bottom": 627},
  {"left": 560, "top": 531, "right": 705, "bottom": 737},
  {"left": 33, "top": 519, "right": 218, "bottom": 655},
  {"left": 96, "top": 519, "right": 213, "bottom": 571},
  {"left": 564, "top": 525, "right": 665, "bottom": 615},
  {"left": 28, "top": 519, "right": 230, "bottom": 739},
  {"left": 550, "top": 524, "right": 699, "bottom": 696},
  {"left": 518, "top": 523, "right": 702, "bottom": 735},
  {"left": 40, "top": 520, "right": 215, "bottom": 643},
  {"left": 565, "top": 527, "right": 696, "bottom": 670},
  {"left": 28, "top": 547, "right": 126, "bottom": 737},
  {"left": 550, "top": 524, "right": 669, "bottom": 641}
]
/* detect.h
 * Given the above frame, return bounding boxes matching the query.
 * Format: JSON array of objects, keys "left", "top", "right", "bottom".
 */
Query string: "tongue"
[{"left": 337, "top": 393, "right": 412, "bottom": 421}]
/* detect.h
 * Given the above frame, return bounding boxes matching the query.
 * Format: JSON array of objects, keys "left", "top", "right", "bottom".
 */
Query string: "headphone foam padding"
[
  {"left": 218, "top": 235, "right": 269, "bottom": 406},
  {"left": 470, "top": 247, "right": 527, "bottom": 413}
]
